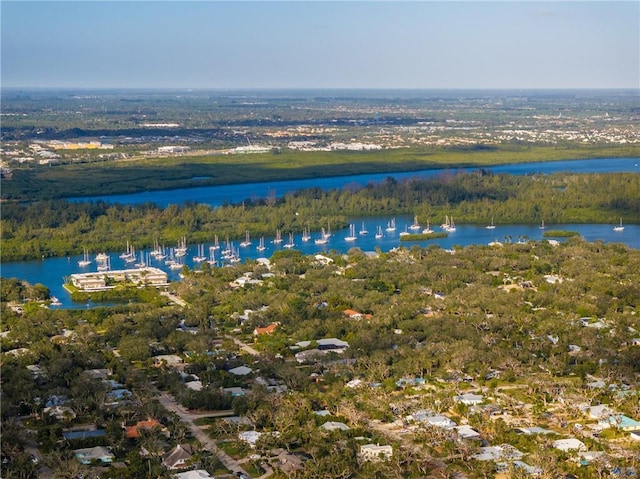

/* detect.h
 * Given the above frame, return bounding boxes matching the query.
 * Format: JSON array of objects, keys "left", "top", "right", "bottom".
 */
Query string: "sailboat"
[
  {"left": 212, "top": 235, "right": 220, "bottom": 250},
  {"left": 193, "top": 244, "right": 206, "bottom": 262},
  {"left": 175, "top": 236, "right": 188, "bottom": 257},
  {"left": 422, "top": 220, "right": 433, "bottom": 234},
  {"left": 207, "top": 246, "right": 217, "bottom": 265},
  {"left": 375, "top": 225, "right": 383, "bottom": 239},
  {"left": 441, "top": 215, "right": 456, "bottom": 232},
  {"left": 315, "top": 228, "right": 329, "bottom": 245},
  {"left": 385, "top": 217, "right": 396, "bottom": 232},
  {"left": 301, "top": 226, "right": 311, "bottom": 242},
  {"left": 125, "top": 246, "right": 136, "bottom": 263},
  {"left": 345, "top": 224, "right": 357, "bottom": 242},
  {"left": 257, "top": 236, "right": 266, "bottom": 252},
  {"left": 273, "top": 229, "right": 283, "bottom": 244},
  {"left": 97, "top": 255, "right": 110, "bottom": 271},
  {"left": 409, "top": 215, "right": 421, "bottom": 231},
  {"left": 613, "top": 218, "right": 625, "bottom": 231},
  {"left": 359, "top": 221, "right": 369, "bottom": 235},
  {"left": 240, "top": 230, "right": 252, "bottom": 247},
  {"left": 284, "top": 232, "right": 296, "bottom": 248},
  {"left": 135, "top": 251, "right": 147, "bottom": 268},
  {"left": 78, "top": 248, "right": 92, "bottom": 267},
  {"left": 399, "top": 225, "right": 410, "bottom": 237},
  {"left": 539, "top": 220, "right": 546, "bottom": 230},
  {"left": 120, "top": 241, "right": 134, "bottom": 260},
  {"left": 486, "top": 217, "right": 496, "bottom": 230}
]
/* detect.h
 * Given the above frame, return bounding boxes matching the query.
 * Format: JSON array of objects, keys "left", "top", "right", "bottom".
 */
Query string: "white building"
[{"left": 360, "top": 444, "right": 393, "bottom": 462}]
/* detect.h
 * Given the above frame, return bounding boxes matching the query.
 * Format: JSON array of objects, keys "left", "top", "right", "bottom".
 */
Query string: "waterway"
[
  {"left": 4, "top": 157, "right": 639, "bottom": 308},
  {"left": 70, "top": 157, "right": 640, "bottom": 208},
  {"left": 1, "top": 216, "right": 638, "bottom": 309}
]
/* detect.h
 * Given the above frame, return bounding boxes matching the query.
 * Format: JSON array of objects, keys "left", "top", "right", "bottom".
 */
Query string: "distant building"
[{"left": 68, "top": 267, "right": 168, "bottom": 291}]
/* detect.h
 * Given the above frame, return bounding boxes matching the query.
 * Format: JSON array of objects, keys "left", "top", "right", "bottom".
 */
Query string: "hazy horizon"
[{"left": 2, "top": 1, "right": 638, "bottom": 90}]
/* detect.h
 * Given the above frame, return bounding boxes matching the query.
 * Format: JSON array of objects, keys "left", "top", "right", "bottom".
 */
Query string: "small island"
[
  {"left": 400, "top": 232, "right": 448, "bottom": 241},
  {"left": 542, "top": 230, "right": 581, "bottom": 238}
]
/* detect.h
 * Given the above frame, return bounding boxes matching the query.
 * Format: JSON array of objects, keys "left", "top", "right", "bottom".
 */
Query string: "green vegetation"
[
  {"left": 2, "top": 239, "right": 639, "bottom": 478},
  {"left": 2, "top": 144, "right": 638, "bottom": 201},
  {"left": 2, "top": 172, "right": 638, "bottom": 261},
  {"left": 400, "top": 232, "right": 448, "bottom": 241},
  {"left": 543, "top": 230, "right": 581, "bottom": 238}
]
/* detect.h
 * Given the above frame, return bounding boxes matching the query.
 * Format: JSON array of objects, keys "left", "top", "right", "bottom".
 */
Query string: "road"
[
  {"left": 225, "top": 335, "right": 261, "bottom": 357},
  {"left": 156, "top": 392, "right": 251, "bottom": 476}
]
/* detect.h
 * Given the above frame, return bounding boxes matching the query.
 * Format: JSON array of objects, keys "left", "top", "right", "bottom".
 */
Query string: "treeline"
[{"left": 1, "top": 172, "right": 638, "bottom": 261}]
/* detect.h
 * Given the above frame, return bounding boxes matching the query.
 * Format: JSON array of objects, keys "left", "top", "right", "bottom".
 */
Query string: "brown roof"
[
  {"left": 125, "top": 419, "right": 162, "bottom": 439},
  {"left": 254, "top": 323, "right": 278, "bottom": 335}
]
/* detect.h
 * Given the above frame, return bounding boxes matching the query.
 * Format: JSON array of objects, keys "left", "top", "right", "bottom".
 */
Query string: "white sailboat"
[
  {"left": 193, "top": 244, "right": 206, "bottom": 262},
  {"left": 257, "top": 236, "right": 266, "bottom": 252},
  {"left": 409, "top": 215, "right": 421, "bottom": 231},
  {"left": 345, "top": 224, "right": 357, "bottom": 242},
  {"left": 119, "top": 241, "right": 133, "bottom": 260},
  {"left": 359, "top": 221, "right": 369, "bottom": 235},
  {"left": 385, "top": 217, "right": 396, "bottom": 232},
  {"left": 613, "top": 218, "right": 625, "bottom": 231},
  {"left": 212, "top": 235, "right": 220, "bottom": 250},
  {"left": 315, "top": 228, "right": 329, "bottom": 245},
  {"left": 125, "top": 245, "right": 136, "bottom": 263},
  {"left": 78, "top": 248, "right": 92, "bottom": 267},
  {"left": 97, "top": 255, "right": 110, "bottom": 271},
  {"left": 240, "top": 230, "right": 252, "bottom": 247},
  {"left": 375, "top": 225, "right": 383, "bottom": 239},
  {"left": 207, "top": 246, "right": 217, "bottom": 265},
  {"left": 302, "top": 227, "right": 311, "bottom": 242},
  {"left": 486, "top": 217, "right": 496, "bottom": 229},
  {"left": 175, "top": 236, "right": 188, "bottom": 257},
  {"left": 273, "top": 229, "right": 283, "bottom": 244},
  {"left": 441, "top": 216, "right": 456, "bottom": 232},
  {"left": 422, "top": 221, "right": 433, "bottom": 234},
  {"left": 284, "top": 232, "right": 296, "bottom": 248},
  {"left": 135, "top": 251, "right": 147, "bottom": 268},
  {"left": 539, "top": 220, "right": 545, "bottom": 230}
]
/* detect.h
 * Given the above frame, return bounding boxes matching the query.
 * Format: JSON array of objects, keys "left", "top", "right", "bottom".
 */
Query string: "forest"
[
  {"left": 1, "top": 171, "right": 638, "bottom": 262},
  {"left": 1, "top": 238, "right": 639, "bottom": 478}
]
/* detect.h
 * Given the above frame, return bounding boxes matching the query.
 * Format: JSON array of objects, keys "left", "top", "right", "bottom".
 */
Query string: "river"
[
  {"left": 69, "top": 157, "right": 640, "bottom": 208},
  {"left": 5, "top": 157, "right": 639, "bottom": 308}
]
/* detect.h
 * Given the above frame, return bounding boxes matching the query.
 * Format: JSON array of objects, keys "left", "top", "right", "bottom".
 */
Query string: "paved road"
[
  {"left": 157, "top": 392, "right": 250, "bottom": 477},
  {"left": 225, "top": 335, "right": 261, "bottom": 357}
]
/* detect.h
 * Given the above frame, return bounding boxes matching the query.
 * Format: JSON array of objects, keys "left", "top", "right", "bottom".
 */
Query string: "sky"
[{"left": 1, "top": 1, "right": 638, "bottom": 90}]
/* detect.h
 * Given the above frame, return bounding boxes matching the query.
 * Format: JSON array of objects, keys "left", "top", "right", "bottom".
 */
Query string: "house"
[
  {"left": 553, "top": 438, "right": 587, "bottom": 452},
  {"left": 316, "top": 338, "right": 350, "bottom": 351},
  {"left": 125, "top": 419, "right": 167, "bottom": 439},
  {"left": 74, "top": 446, "right": 114, "bottom": 464},
  {"left": 600, "top": 414, "right": 640, "bottom": 431},
  {"left": 320, "top": 421, "right": 350, "bottom": 432},
  {"left": 516, "top": 426, "right": 554, "bottom": 435},
  {"left": 588, "top": 404, "right": 615, "bottom": 420},
  {"left": 455, "top": 393, "right": 484, "bottom": 406},
  {"left": 455, "top": 425, "right": 481, "bottom": 440},
  {"left": 228, "top": 365, "right": 253, "bottom": 376},
  {"left": 273, "top": 449, "right": 305, "bottom": 473},
  {"left": 359, "top": 444, "right": 393, "bottom": 462},
  {"left": 174, "top": 470, "right": 212, "bottom": 479},
  {"left": 239, "top": 430, "right": 262, "bottom": 447},
  {"left": 342, "top": 309, "right": 372, "bottom": 320},
  {"left": 425, "top": 415, "right": 457, "bottom": 429},
  {"left": 163, "top": 444, "right": 193, "bottom": 470},
  {"left": 253, "top": 323, "right": 278, "bottom": 336},
  {"left": 44, "top": 405, "right": 76, "bottom": 421},
  {"left": 473, "top": 445, "right": 524, "bottom": 461},
  {"left": 153, "top": 354, "right": 184, "bottom": 368},
  {"left": 629, "top": 430, "right": 640, "bottom": 441}
]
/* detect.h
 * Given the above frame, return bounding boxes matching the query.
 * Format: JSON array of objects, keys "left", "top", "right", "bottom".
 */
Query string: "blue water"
[
  {"left": 69, "top": 157, "right": 640, "bottom": 208},
  {"left": 5, "top": 157, "right": 639, "bottom": 308},
  {"left": 2, "top": 216, "right": 638, "bottom": 309}
]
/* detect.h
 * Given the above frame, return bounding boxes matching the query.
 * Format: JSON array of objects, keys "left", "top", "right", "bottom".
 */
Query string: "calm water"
[
  {"left": 2, "top": 217, "right": 638, "bottom": 309},
  {"left": 70, "top": 157, "right": 640, "bottom": 208},
  {"left": 5, "top": 157, "right": 639, "bottom": 308}
]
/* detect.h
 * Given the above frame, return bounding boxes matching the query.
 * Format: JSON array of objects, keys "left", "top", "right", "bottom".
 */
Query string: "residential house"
[
  {"left": 455, "top": 393, "right": 484, "bottom": 406},
  {"left": 320, "top": 421, "right": 350, "bottom": 432},
  {"left": 125, "top": 419, "right": 168, "bottom": 439},
  {"left": 228, "top": 365, "right": 253, "bottom": 376},
  {"left": 359, "top": 444, "right": 393, "bottom": 462},
  {"left": 153, "top": 354, "right": 184, "bottom": 368},
  {"left": 174, "top": 470, "right": 212, "bottom": 479},
  {"left": 73, "top": 446, "right": 114, "bottom": 464},
  {"left": 600, "top": 414, "right": 640, "bottom": 431},
  {"left": 473, "top": 445, "right": 524, "bottom": 461},
  {"left": 553, "top": 438, "right": 587, "bottom": 452},
  {"left": 253, "top": 323, "right": 278, "bottom": 336},
  {"left": 163, "top": 444, "right": 193, "bottom": 470},
  {"left": 455, "top": 425, "right": 481, "bottom": 440},
  {"left": 316, "top": 338, "right": 350, "bottom": 351}
]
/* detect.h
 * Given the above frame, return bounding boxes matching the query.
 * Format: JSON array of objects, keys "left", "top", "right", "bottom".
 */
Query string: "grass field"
[{"left": 3, "top": 144, "right": 638, "bottom": 201}]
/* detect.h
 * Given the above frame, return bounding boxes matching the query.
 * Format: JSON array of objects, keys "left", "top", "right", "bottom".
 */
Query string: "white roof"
[
  {"left": 229, "top": 366, "right": 253, "bottom": 376},
  {"left": 174, "top": 471, "right": 212, "bottom": 479},
  {"left": 320, "top": 421, "right": 350, "bottom": 431},
  {"left": 553, "top": 438, "right": 586, "bottom": 451}
]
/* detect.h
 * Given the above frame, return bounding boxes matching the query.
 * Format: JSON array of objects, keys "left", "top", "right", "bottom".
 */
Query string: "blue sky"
[{"left": 2, "top": 1, "right": 638, "bottom": 89}]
